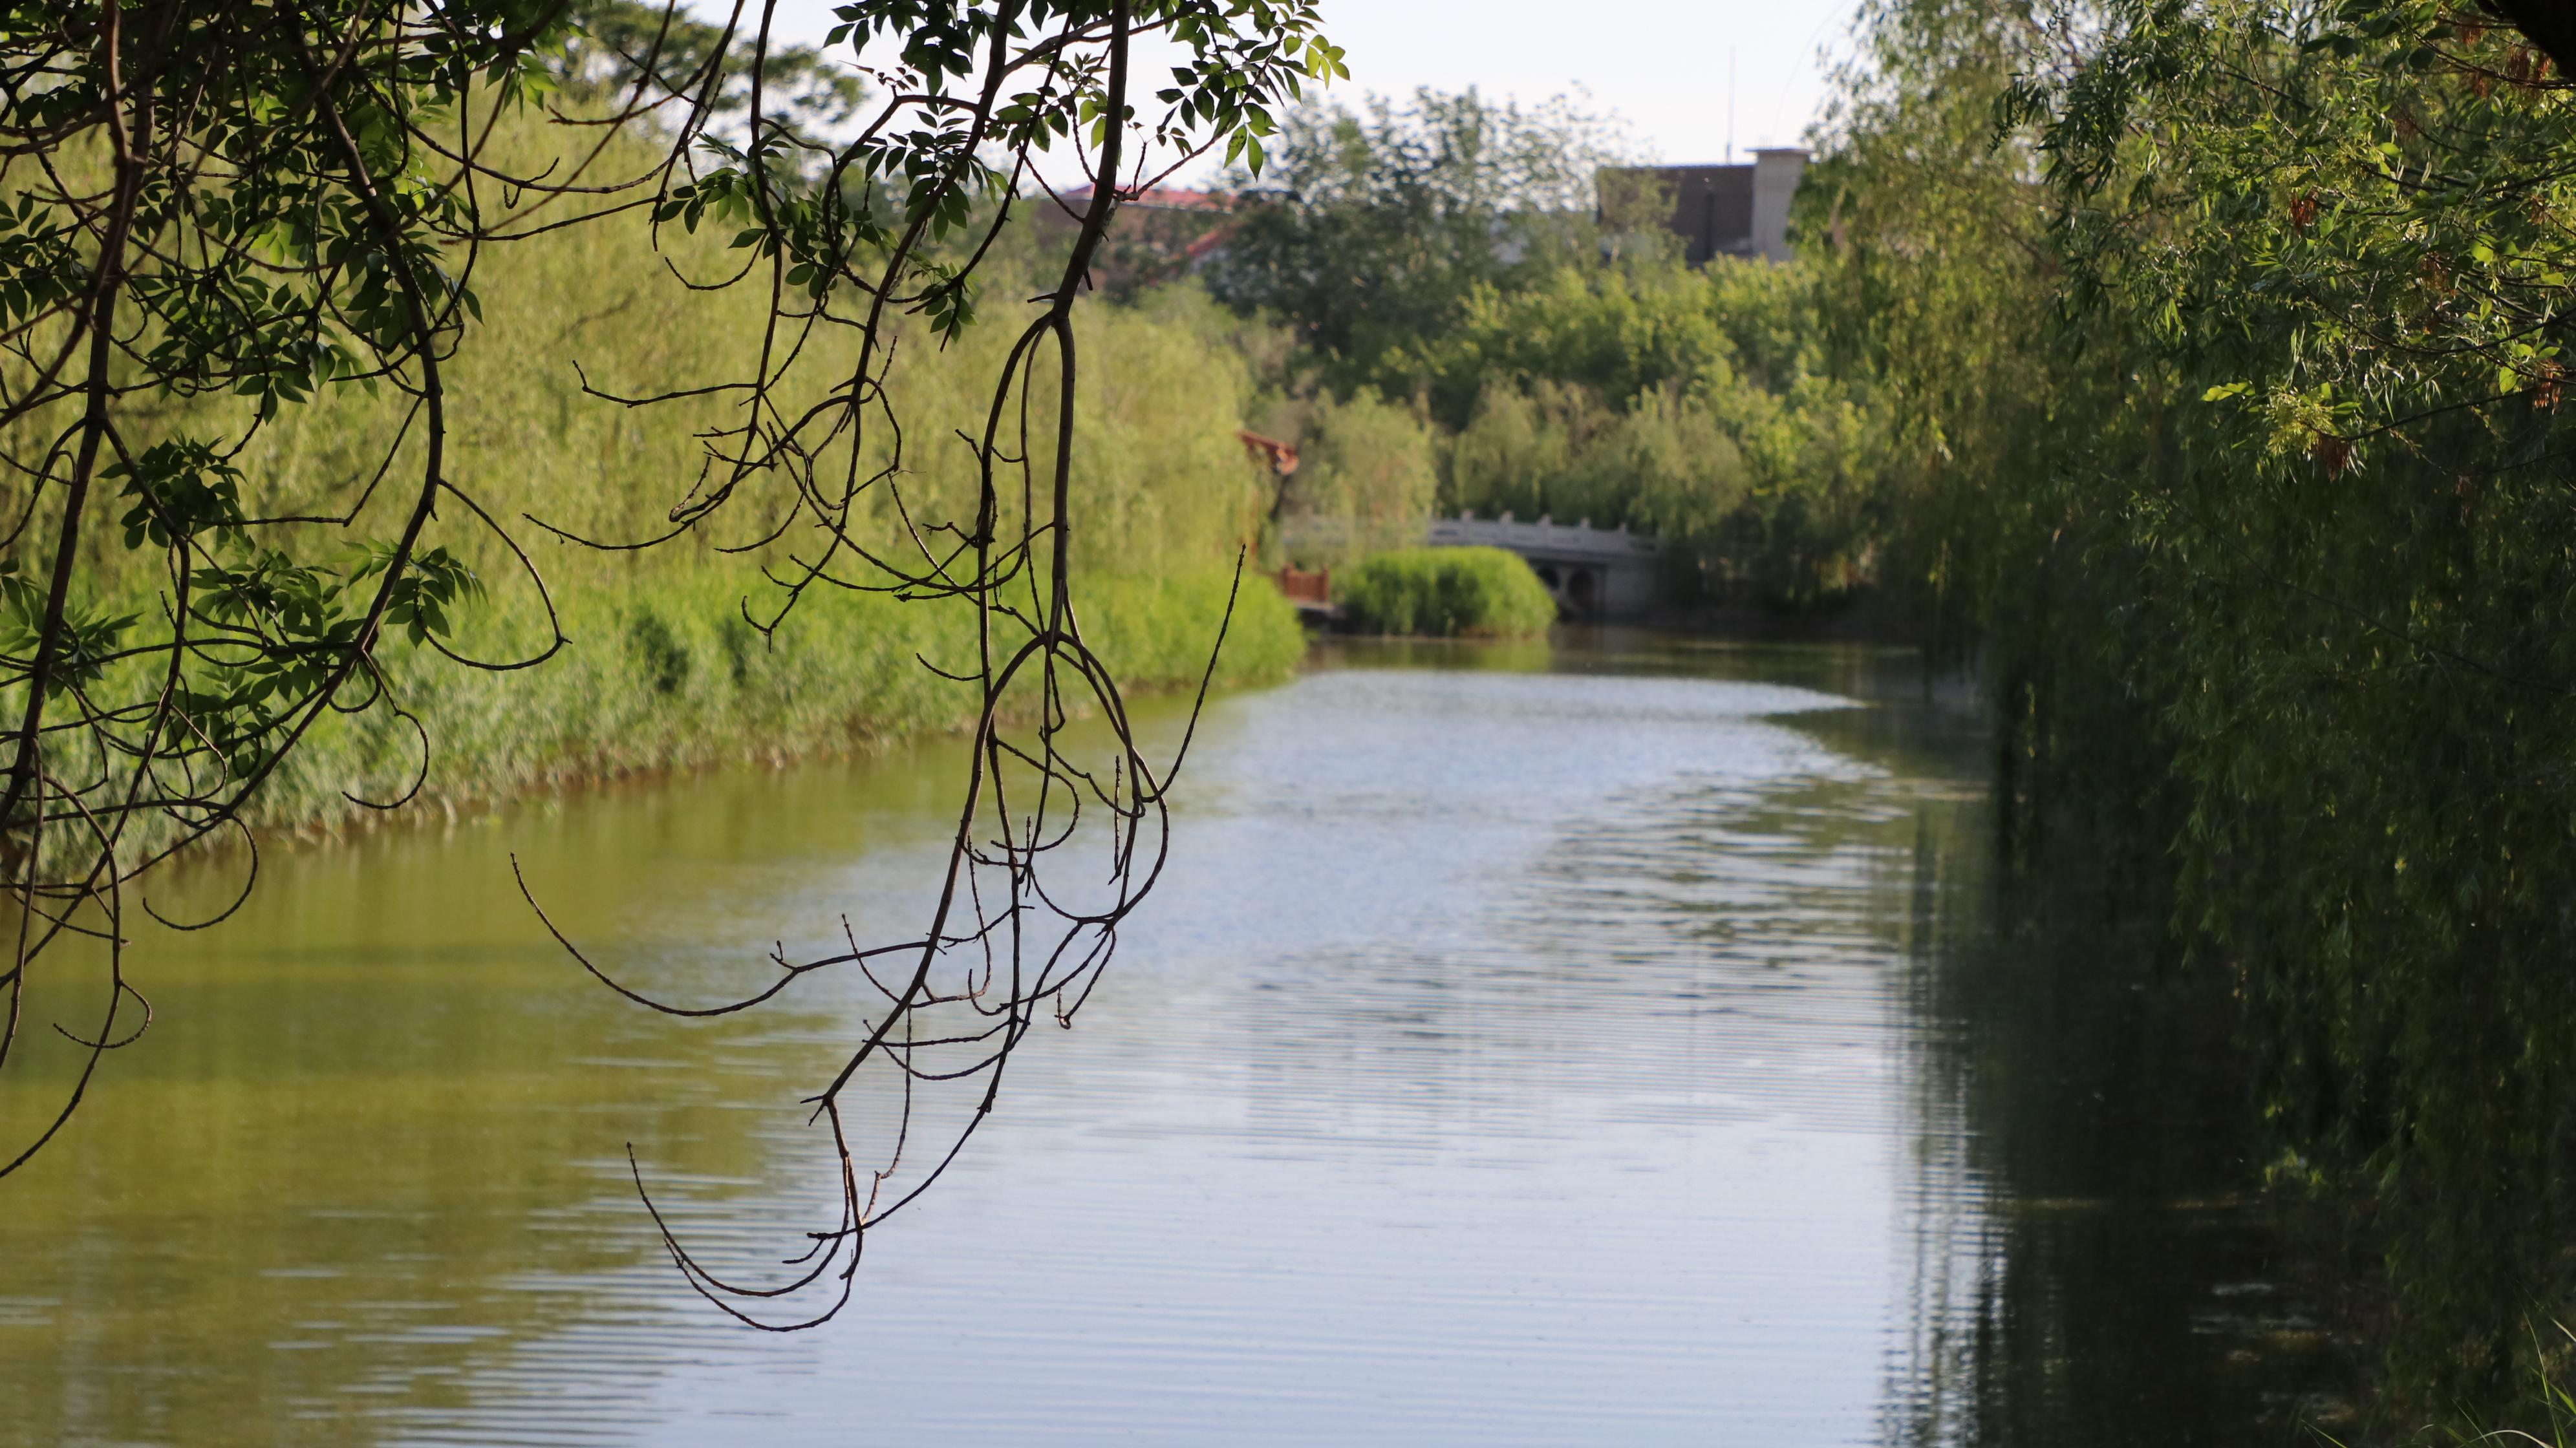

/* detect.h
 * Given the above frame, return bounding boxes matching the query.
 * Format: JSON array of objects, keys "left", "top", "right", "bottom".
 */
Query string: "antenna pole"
[{"left": 1726, "top": 48, "right": 1737, "bottom": 164}]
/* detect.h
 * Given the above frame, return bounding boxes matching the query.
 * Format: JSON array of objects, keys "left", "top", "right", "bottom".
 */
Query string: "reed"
[{"left": 228, "top": 566, "right": 1302, "bottom": 844}]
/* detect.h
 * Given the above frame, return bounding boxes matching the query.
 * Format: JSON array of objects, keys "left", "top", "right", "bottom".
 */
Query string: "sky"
[
  {"left": 704, "top": 0, "right": 1870, "bottom": 178},
  {"left": 1288, "top": 0, "right": 1867, "bottom": 162}
]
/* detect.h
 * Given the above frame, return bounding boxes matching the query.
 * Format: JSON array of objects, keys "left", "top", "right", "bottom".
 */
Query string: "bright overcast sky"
[
  {"left": 709, "top": 0, "right": 1869, "bottom": 176},
  {"left": 1302, "top": 0, "right": 1867, "bottom": 162}
]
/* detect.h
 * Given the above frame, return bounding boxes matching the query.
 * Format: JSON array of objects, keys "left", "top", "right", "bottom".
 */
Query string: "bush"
[{"left": 1334, "top": 546, "right": 1556, "bottom": 638}]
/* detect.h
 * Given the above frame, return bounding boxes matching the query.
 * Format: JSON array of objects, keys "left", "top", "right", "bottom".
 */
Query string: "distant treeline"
[{"left": 1155, "top": 90, "right": 1898, "bottom": 609}]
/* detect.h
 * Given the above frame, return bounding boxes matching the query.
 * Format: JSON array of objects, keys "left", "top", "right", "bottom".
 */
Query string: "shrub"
[{"left": 1334, "top": 546, "right": 1556, "bottom": 638}]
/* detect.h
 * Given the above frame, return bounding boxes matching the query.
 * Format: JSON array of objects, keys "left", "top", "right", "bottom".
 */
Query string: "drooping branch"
[{"left": 0, "top": 0, "right": 1340, "bottom": 1333}]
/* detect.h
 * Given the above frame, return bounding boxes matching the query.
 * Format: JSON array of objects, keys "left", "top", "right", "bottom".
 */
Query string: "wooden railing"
[{"left": 1271, "top": 566, "right": 1330, "bottom": 606}]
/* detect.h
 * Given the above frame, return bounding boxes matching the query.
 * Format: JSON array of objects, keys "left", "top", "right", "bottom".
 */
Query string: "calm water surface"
[{"left": 1, "top": 634, "right": 2344, "bottom": 1444}]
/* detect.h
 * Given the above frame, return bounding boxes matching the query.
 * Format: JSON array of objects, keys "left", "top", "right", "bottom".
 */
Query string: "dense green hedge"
[{"left": 1333, "top": 546, "right": 1556, "bottom": 638}]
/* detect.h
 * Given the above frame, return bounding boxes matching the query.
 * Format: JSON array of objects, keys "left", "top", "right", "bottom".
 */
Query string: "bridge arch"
[{"left": 1426, "top": 513, "right": 1662, "bottom": 620}]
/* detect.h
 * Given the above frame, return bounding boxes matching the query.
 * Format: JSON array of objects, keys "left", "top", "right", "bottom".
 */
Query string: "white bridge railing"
[
  {"left": 1278, "top": 512, "right": 1662, "bottom": 562},
  {"left": 1423, "top": 512, "right": 1662, "bottom": 563}
]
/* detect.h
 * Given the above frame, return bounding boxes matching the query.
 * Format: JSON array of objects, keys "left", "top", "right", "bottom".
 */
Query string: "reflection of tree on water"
[
  {"left": 1877, "top": 795, "right": 2358, "bottom": 1446},
  {"left": 0, "top": 638, "right": 2390, "bottom": 1443},
  {"left": 0, "top": 771, "right": 889, "bottom": 1447},
  {"left": 0, "top": 967, "right": 727, "bottom": 1445},
  {"left": 1461, "top": 643, "right": 2363, "bottom": 1442}
]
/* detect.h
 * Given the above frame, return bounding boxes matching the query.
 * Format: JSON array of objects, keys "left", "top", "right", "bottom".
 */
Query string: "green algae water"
[{"left": 0, "top": 634, "right": 2347, "bottom": 1445}]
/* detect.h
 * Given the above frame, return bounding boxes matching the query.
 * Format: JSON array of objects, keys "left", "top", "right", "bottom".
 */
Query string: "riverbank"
[{"left": 225, "top": 566, "right": 1303, "bottom": 846}]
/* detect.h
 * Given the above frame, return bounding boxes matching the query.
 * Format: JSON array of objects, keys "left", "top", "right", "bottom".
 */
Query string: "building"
[{"left": 1600, "top": 148, "right": 1808, "bottom": 265}]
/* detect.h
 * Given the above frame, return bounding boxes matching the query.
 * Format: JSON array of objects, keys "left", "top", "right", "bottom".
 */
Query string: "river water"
[{"left": 1, "top": 634, "right": 2348, "bottom": 1445}]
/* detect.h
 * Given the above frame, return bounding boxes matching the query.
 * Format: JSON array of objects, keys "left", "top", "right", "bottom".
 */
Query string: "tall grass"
[
  {"left": 3, "top": 112, "right": 1300, "bottom": 847},
  {"left": 15, "top": 117, "right": 1277, "bottom": 596},
  {"left": 231, "top": 568, "right": 1302, "bottom": 842}
]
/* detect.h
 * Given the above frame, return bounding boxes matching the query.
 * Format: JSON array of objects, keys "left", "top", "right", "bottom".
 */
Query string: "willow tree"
[
  {"left": 1826, "top": 0, "right": 2576, "bottom": 1411},
  {"left": 0, "top": 0, "right": 1340, "bottom": 1326}
]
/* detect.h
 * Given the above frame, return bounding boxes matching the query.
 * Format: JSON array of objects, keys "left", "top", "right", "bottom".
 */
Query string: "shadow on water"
[
  {"left": 1874, "top": 791, "right": 2360, "bottom": 1445},
  {"left": 1554, "top": 629, "right": 2362, "bottom": 1443},
  {"left": 0, "top": 626, "right": 2358, "bottom": 1445}
]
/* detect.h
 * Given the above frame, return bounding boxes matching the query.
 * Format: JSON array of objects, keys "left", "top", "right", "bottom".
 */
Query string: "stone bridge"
[
  {"left": 1424, "top": 513, "right": 1664, "bottom": 619},
  {"left": 1276, "top": 513, "right": 1668, "bottom": 619}
]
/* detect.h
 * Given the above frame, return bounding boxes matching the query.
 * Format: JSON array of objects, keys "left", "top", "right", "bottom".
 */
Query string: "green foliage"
[
  {"left": 1818, "top": 0, "right": 2576, "bottom": 1414},
  {"left": 230, "top": 566, "right": 1300, "bottom": 843},
  {"left": 2017, "top": 3, "right": 2576, "bottom": 1405},
  {"left": 0, "top": 0, "right": 1347, "bottom": 1233},
  {"left": 1202, "top": 87, "right": 1900, "bottom": 608},
  {"left": 556, "top": 0, "right": 867, "bottom": 124},
  {"left": 0, "top": 0, "right": 569, "bottom": 887},
  {"left": 1438, "top": 357, "right": 1879, "bottom": 606},
  {"left": 25, "top": 153, "right": 1303, "bottom": 844},
  {"left": 1447, "top": 379, "right": 1751, "bottom": 549},
  {"left": 1275, "top": 389, "right": 1440, "bottom": 570},
  {"left": 1334, "top": 546, "right": 1556, "bottom": 639},
  {"left": 1203, "top": 89, "right": 1639, "bottom": 393},
  {"left": 1401, "top": 262, "right": 1754, "bottom": 427}
]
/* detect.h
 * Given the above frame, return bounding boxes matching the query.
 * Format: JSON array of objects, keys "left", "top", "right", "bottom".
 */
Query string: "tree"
[
  {"left": 0, "top": 0, "right": 1339, "bottom": 1328},
  {"left": 1825, "top": 0, "right": 2576, "bottom": 1411},
  {"left": 1201, "top": 87, "right": 1637, "bottom": 395}
]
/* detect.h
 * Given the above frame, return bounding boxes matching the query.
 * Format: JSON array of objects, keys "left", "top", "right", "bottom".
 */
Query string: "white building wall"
[{"left": 1750, "top": 149, "right": 1808, "bottom": 263}]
